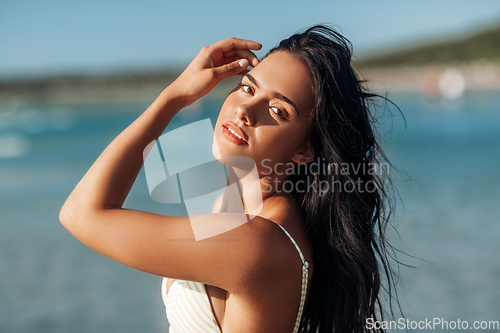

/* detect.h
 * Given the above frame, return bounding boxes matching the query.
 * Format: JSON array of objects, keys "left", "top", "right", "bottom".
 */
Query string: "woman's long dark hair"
[{"left": 268, "top": 26, "right": 398, "bottom": 333}]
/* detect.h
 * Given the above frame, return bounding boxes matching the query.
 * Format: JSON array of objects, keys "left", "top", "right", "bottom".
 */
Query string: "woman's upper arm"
[{"left": 60, "top": 206, "right": 269, "bottom": 291}]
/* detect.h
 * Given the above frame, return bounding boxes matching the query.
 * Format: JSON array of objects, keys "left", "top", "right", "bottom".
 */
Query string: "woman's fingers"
[
  {"left": 218, "top": 49, "right": 260, "bottom": 67},
  {"left": 211, "top": 38, "right": 261, "bottom": 67},
  {"left": 215, "top": 37, "right": 262, "bottom": 52},
  {"left": 168, "top": 37, "right": 261, "bottom": 104},
  {"left": 207, "top": 38, "right": 261, "bottom": 79},
  {"left": 212, "top": 59, "right": 249, "bottom": 79}
]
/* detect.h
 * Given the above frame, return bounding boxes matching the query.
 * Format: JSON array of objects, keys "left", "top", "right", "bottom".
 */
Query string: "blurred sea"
[{"left": 1, "top": 91, "right": 499, "bottom": 332}]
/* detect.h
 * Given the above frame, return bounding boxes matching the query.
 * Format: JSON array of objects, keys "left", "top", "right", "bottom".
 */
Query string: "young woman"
[{"left": 60, "top": 26, "right": 396, "bottom": 333}]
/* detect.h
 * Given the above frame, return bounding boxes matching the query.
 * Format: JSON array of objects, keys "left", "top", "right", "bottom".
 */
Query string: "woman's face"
[{"left": 213, "top": 51, "right": 314, "bottom": 176}]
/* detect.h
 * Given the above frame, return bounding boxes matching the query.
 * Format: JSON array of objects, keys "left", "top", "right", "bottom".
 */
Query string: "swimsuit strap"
[{"left": 273, "top": 222, "right": 309, "bottom": 333}]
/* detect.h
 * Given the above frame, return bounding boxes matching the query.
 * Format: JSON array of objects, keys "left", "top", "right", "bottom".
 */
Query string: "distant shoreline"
[
  {"left": 0, "top": 71, "right": 240, "bottom": 106},
  {"left": 1, "top": 62, "right": 500, "bottom": 106},
  {"left": 360, "top": 62, "right": 500, "bottom": 94}
]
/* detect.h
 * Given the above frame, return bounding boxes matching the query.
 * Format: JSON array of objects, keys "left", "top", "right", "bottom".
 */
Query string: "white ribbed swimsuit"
[{"left": 161, "top": 221, "right": 309, "bottom": 333}]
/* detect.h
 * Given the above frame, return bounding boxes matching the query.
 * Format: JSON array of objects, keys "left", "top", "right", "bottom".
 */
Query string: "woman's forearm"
[{"left": 60, "top": 86, "right": 187, "bottom": 220}]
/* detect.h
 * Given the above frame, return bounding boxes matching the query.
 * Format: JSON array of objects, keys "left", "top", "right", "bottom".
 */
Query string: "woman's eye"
[
  {"left": 271, "top": 106, "right": 285, "bottom": 118},
  {"left": 241, "top": 85, "right": 253, "bottom": 94}
]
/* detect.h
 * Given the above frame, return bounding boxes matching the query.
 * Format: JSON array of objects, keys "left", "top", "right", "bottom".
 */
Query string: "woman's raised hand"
[{"left": 169, "top": 37, "right": 262, "bottom": 106}]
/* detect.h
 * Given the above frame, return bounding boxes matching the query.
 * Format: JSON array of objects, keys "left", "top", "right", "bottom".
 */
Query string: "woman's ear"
[{"left": 292, "top": 141, "right": 314, "bottom": 164}]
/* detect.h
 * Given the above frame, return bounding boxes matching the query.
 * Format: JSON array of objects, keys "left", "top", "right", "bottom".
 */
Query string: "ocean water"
[{"left": 1, "top": 91, "right": 499, "bottom": 332}]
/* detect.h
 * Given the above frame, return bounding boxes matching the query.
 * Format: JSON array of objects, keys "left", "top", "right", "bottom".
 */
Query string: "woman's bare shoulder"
[{"left": 233, "top": 215, "right": 307, "bottom": 288}]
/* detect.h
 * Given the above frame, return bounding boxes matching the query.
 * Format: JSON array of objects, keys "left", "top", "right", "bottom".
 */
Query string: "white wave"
[{"left": 0, "top": 134, "right": 30, "bottom": 159}]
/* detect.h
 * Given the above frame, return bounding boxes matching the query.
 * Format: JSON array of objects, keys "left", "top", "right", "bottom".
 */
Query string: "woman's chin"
[
  {"left": 211, "top": 137, "right": 241, "bottom": 164},
  {"left": 212, "top": 138, "right": 223, "bottom": 161}
]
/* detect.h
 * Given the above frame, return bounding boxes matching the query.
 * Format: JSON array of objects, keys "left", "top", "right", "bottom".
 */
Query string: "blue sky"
[{"left": 2, "top": 0, "right": 500, "bottom": 79}]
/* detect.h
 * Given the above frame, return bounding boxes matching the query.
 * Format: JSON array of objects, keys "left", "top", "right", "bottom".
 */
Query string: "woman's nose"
[
  {"left": 236, "top": 103, "right": 254, "bottom": 126},
  {"left": 236, "top": 100, "right": 263, "bottom": 126}
]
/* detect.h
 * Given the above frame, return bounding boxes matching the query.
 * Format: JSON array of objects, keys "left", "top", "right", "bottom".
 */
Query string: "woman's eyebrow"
[
  {"left": 273, "top": 92, "right": 299, "bottom": 116},
  {"left": 244, "top": 73, "right": 300, "bottom": 115}
]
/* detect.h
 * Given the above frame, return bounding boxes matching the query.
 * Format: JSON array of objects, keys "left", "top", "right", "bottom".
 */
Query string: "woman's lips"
[{"left": 222, "top": 124, "right": 248, "bottom": 145}]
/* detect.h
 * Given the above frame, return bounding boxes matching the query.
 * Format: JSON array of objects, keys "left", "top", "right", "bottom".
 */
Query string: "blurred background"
[{"left": 1, "top": 0, "right": 500, "bottom": 332}]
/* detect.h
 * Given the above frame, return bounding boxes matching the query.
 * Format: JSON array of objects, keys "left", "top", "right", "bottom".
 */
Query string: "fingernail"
[{"left": 238, "top": 59, "right": 248, "bottom": 68}]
